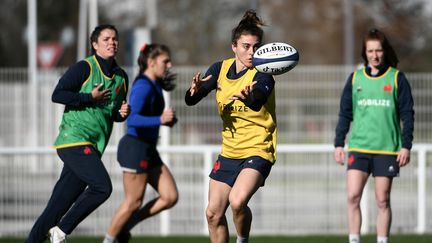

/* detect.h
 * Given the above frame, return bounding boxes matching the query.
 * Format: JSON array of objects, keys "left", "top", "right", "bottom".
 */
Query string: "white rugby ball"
[{"left": 252, "top": 42, "right": 299, "bottom": 75}]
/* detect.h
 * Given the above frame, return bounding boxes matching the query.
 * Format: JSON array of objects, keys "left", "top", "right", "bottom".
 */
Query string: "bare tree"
[{"left": 1, "top": 0, "right": 431, "bottom": 71}]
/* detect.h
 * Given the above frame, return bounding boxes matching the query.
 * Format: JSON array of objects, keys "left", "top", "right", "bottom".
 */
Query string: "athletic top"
[
  {"left": 185, "top": 58, "right": 277, "bottom": 162},
  {"left": 53, "top": 55, "right": 128, "bottom": 155},
  {"left": 335, "top": 65, "right": 414, "bottom": 154},
  {"left": 350, "top": 67, "right": 400, "bottom": 154},
  {"left": 126, "top": 74, "right": 165, "bottom": 143}
]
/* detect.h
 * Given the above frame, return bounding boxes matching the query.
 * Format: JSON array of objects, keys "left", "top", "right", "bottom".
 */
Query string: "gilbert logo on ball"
[{"left": 252, "top": 42, "right": 299, "bottom": 75}]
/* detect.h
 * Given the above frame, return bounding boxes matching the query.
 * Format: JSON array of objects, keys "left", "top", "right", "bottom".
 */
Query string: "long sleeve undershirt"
[
  {"left": 51, "top": 55, "right": 129, "bottom": 122},
  {"left": 185, "top": 60, "right": 275, "bottom": 111}
]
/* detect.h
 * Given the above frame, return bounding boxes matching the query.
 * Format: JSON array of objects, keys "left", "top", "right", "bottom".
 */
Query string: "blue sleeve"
[
  {"left": 334, "top": 73, "right": 354, "bottom": 147},
  {"left": 185, "top": 62, "right": 220, "bottom": 106},
  {"left": 126, "top": 81, "right": 161, "bottom": 127},
  {"left": 397, "top": 72, "right": 414, "bottom": 149},
  {"left": 51, "top": 61, "right": 93, "bottom": 106},
  {"left": 253, "top": 72, "right": 275, "bottom": 95},
  {"left": 244, "top": 72, "right": 275, "bottom": 111}
]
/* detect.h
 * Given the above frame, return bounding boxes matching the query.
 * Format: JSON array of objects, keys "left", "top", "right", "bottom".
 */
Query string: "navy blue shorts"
[
  {"left": 117, "top": 135, "right": 163, "bottom": 174},
  {"left": 347, "top": 152, "right": 399, "bottom": 177},
  {"left": 209, "top": 155, "right": 273, "bottom": 187}
]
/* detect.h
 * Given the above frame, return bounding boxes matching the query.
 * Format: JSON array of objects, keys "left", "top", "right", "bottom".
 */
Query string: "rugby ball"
[{"left": 252, "top": 42, "right": 299, "bottom": 75}]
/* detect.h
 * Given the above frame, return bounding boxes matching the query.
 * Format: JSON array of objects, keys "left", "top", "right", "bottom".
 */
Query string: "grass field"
[{"left": 2, "top": 235, "right": 432, "bottom": 243}]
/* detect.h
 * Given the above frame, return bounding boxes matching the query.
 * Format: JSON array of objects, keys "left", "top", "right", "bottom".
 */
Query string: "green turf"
[{"left": 2, "top": 235, "right": 432, "bottom": 243}]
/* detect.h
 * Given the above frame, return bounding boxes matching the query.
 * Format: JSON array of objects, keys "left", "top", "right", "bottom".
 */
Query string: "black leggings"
[{"left": 25, "top": 145, "right": 112, "bottom": 243}]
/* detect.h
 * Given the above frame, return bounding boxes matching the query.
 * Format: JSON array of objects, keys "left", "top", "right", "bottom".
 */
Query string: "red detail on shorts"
[
  {"left": 348, "top": 155, "right": 355, "bottom": 166},
  {"left": 383, "top": 84, "right": 392, "bottom": 92},
  {"left": 140, "top": 160, "right": 149, "bottom": 169},
  {"left": 83, "top": 146, "right": 92, "bottom": 155},
  {"left": 116, "top": 85, "right": 122, "bottom": 94},
  {"left": 213, "top": 161, "right": 221, "bottom": 173}
]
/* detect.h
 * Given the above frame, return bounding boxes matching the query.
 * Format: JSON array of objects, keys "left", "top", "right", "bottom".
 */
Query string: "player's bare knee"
[
  {"left": 135, "top": 198, "right": 144, "bottom": 210},
  {"left": 347, "top": 193, "right": 361, "bottom": 206},
  {"left": 163, "top": 194, "right": 178, "bottom": 209},
  {"left": 229, "top": 198, "right": 246, "bottom": 214},
  {"left": 125, "top": 198, "right": 143, "bottom": 212},
  {"left": 205, "top": 208, "right": 215, "bottom": 222},
  {"left": 376, "top": 197, "right": 390, "bottom": 210},
  {"left": 161, "top": 189, "right": 178, "bottom": 209},
  {"left": 206, "top": 207, "right": 222, "bottom": 224}
]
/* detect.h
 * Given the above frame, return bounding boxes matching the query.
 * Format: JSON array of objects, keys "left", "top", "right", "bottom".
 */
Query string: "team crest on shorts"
[
  {"left": 348, "top": 155, "right": 355, "bottom": 166},
  {"left": 213, "top": 160, "right": 221, "bottom": 173},
  {"left": 140, "top": 160, "right": 149, "bottom": 169},
  {"left": 83, "top": 146, "right": 92, "bottom": 155}
]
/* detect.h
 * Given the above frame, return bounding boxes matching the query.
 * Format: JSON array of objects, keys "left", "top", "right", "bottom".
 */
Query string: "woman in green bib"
[
  {"left": 26, "top": 24, "right": 130, "bottom": 243},
  {"left": 334, "top": 29, "right": 414, "bottom": 243}
]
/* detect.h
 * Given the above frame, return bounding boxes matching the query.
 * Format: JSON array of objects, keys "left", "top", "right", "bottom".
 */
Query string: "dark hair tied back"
[
  {"left": 231, "top": 9, "right": 264, "bottom": 45},
  {"left": 140, "top": 43, "right": 148, "bottom": 52},
  {"left": 159, "top": 71, "right": 177, "bottom": 91},
  {"left": 136, "top": 43, "right": 176, "bottom": 91}
]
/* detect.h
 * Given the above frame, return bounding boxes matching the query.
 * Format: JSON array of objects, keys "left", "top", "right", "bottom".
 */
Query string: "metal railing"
[{"left": 0, "top": 144, "right": 430, "bottom": 236}]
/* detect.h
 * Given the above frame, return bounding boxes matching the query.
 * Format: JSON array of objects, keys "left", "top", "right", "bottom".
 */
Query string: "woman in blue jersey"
[
  {"left": 103, "top": 43, "right": 178, "bottom": 243},
  {"left": 26, "top": 24, "right": 130, "bottom": 243},
  {"left": 334, "top": 28, "right": 414, "bottom": 243},
  {"left": 185, "top": 10, "right": 276, "bottom": 243}
]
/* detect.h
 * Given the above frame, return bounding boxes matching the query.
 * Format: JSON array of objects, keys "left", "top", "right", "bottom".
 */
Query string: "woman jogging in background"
[
  {"left": 185, "top": 9, "right": 276, "bottom": 243},
  {"left": 334, "top": 28, "right": 414, "bottom": 243},
  {"left": 103, "top": 43, "right": 178, "bottom": 243},
  {"left": 26, "top": 24, "right": 130, "bottom": 243}
]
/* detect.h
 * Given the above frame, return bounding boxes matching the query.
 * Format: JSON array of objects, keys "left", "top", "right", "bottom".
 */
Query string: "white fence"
[
  {"left": 0, "top": 144, "right": 431, "bottom": 237},
  {"left": 0, "top": 66, "right": 431, "bottom": 237},
  {"left": 1, "top": 66, "right": 432, "bottom": 147}
]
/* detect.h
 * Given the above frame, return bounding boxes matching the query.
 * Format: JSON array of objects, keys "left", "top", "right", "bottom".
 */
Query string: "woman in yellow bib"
[{"left": 185, "top": 10, "right": 276, "bottom": 243}]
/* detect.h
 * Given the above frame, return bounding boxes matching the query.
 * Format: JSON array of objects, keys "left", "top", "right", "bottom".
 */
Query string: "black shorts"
[
  {"left": 117, "top": 135, "right": 163, "bottom": 174},
  {"left": 209, "top": 155, "right": 273, "bottom": 187},
  {"left": 347, "top": 152, "right": 399, "bottom": 177}
]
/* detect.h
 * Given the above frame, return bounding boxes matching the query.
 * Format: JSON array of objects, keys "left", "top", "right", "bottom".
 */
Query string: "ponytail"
[{"left": 231, "top": 9, "right": 265, "bottom": 45}]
